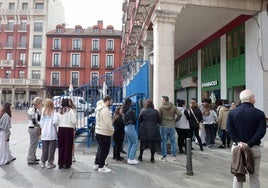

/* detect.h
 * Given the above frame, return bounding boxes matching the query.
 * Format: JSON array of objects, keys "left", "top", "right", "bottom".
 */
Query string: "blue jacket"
[{"left": 226, "top": 102, "right": 266, "bottom": 147}]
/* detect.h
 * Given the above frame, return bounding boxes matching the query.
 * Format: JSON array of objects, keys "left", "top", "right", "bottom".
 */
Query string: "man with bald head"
[{"left": 227, "top": 89, "right": 266, "bottom": 188}]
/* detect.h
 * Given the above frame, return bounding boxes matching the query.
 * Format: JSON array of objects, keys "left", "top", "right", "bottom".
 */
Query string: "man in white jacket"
[{"left": 93, "top": 96, "right": 114, "bottom": 173}]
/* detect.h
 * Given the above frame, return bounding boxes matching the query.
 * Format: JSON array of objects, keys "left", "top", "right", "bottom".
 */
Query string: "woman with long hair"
[
  {"left": 56, "top": 98, "right": 77, "bottom": 169},
  {"left": 188, "top": 101, "right": 203, "bottom": 151},
  {"left": 0, "top": 102, "right": 16, "bottom": 165},
  {"left": 39, "top": 99, "right": 58, "bottom": 169},
  {"left": 113, "top": 106, "right": 125, "bottom": 161},
  {"left": 121, "top": 98, "right": 138, "bottom": 165},
  {"left": 138, "top": 99, "right": 161, "bottom": 163}
]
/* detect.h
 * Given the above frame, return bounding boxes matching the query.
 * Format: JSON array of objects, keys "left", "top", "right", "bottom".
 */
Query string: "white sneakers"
[
  {"left": 40, "top": 162, "right": 56, "bottom": 169},
  {"left": 98, "top": 166, "right": 112, "bottom": 173},
  {"left": 40, "top": 162, "right": 45, "bottom": 168},
  {"left": 93, "top": 164, "right": 99, "bottom": 170},
  {"left": 47, "top": 163, "right": 56, "bottom": 169},
  {"left": 127, "top": 159, "right": 138, "bottom": 165},
  {"left": 159, "top": 156, "right": 167, "bottom": 162}
]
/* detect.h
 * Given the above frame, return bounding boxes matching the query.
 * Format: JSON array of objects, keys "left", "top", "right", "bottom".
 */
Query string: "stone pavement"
[{"left": 1, "top": 109, "right": 268, "bottom": 188}]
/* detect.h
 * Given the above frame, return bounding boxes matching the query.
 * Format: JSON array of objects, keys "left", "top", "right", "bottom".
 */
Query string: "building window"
[
  {"left": 19, "top": 35, "right": 26, "bottom": 48},
  {"left": 32, "top": 52, "right": 41, "bottom": 66},
  {"left": 6, "top": 70, "right": 12, "bottom": 78},
  {"left": 91, "top": 54, "right": 99, "bottom": 68},
  {"left": 201, "top": 39, "right": 220, "bottom": 69},
  {"left": 6, "top": 52, "right": 12, "bottom": 60},
  {"left": 107, "top": 28, "right": 113, "bottom": 34},
  {"left": 51, "top": 72, "right": 60, "bottom": 86},
  {"left": 106, "top": 55, "right": 114, "bottom": 68},
  {"left": 19, "top": 53, "right": 26, "bottom": 65},
  {"left": 91, "top": 72, "right": 99, "bottom": 85},
  {"left": 92, "top": 39, "right": 99, "bottom": 51},
  {"left": 34, "top": 21, "right": 43, "bottom": 32},
  {"left": 7, "top": 21, "right": 14, "bottom": 30},
  {"left": 93, "top": 28, "right": 99, "bottom": 33},
  {"left": 18, "top": 71, "right": 25, "bottom": 79},
  {"left": 105, "top": 72, "right": 112, "bottom": 86},
  {"left": 53, "top": 38, "right": 61, "bottom": 49},
  {"left": 106, "top": 39, "right": 114, "bottom": 51},
  {"left": 56, "top": 27, "right": 62, "bottom": 33},
  {"left": 35, "top": 3, "right": 44, "bottom": 9},
  {"left": 9, "top": 3, "right": 15, "bottom": 9},
  {"left": 33, "top": 35, "right": 42, "bottom": 48},
  {"left": 22, "top": 3, "right": 28, "bottom": 9},
  {"left": 20, "top": 21, "right": 27, "bottom": 31},
  {"left": 73, "top": 39, "right": 81, "bottom": 50},
  {"left": 32, "top": 70, "right": 40, "bottom": 79},
  {"left": 75, "top": 28, "right": 81, "bottom": 33},
  {"left": 53, "top": 53, "right": 61, "bottom": 67},
  {"left": 71, "top": 72, "right": 79, "bottom": 86},
  {"left": 6, "top": 35, "right": 13, "bottom": 48},
  {"left": 227, "top": 25, "right": 245, "bottom": 60},
  {"left": 0, "top": 3, "right": 2, "bottom": 10},
  {"left": 178, "top": 53, "right": 197, "bottom": 78},
  {"left": 71, "top": 54, "right": 80, "bottom": 67}
]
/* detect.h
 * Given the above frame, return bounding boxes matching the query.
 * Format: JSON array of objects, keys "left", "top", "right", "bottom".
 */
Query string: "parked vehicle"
[{"left": 53, "top": 96, "right": 94, "bottom": 113}]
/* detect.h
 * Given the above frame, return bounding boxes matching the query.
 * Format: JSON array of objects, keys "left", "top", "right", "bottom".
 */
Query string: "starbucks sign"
[{"left": 201, "top": 80, "right": 218, "bottom": 88}]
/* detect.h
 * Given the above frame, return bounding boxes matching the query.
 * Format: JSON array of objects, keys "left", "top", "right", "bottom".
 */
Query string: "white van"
[{"left": 53, "top": 96, "right": 93, "bottom": 112}]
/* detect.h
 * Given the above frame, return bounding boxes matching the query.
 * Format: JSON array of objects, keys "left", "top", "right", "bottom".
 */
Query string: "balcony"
[
  {"left": 4, "top": 43, "right": 13, "bottom": 49},
  {"left": 0, "top": 78, "right": 44, "bottom": 87},
  {"left": 106, "top": 48, "right": 114, "bottom": 52},
  {"left": 0, "top": 60, "right": 14, "bottom": 68},
  {"left": 91, "top": 65, "right": 99, "bottom": 69},
  {"left": 92, "top": 48, "right": 99, "bottom": 52}
]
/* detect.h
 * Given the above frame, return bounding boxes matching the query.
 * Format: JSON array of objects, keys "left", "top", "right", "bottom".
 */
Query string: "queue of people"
[{"left": 1, "top": 89, "right": 267, "bottom": 188}]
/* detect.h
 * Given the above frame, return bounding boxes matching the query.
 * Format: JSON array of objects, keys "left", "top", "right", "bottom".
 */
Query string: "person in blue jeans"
[
  {"left": 159, "top": 96, "right": 181, "bottom": 161},
  {"left": 121, "top": 98, "right": 138, "bottom": 165}
]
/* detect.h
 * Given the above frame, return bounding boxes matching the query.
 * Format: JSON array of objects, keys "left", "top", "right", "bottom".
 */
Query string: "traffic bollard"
[{"left": 186, "top": 138, "right": 194, "bottom": 175}]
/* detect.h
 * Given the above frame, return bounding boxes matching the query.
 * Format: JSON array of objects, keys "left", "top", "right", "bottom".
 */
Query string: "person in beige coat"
[
  {"left": 93, "top": 96, "right": 114, "bottom": 173},
  {"left": 218, "top": 100, "right": 231, "bottom": 148}
]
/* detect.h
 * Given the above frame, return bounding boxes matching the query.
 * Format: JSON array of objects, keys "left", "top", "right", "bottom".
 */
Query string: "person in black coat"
[
  {"left": 138, "top": 99, "right": 161, "bottom": 163},
  {"left": 112, "top": 106, "right": 125, "bottom": 161},
  {"left": 188, "top": 100, "right": 203, "bottom": 151}
]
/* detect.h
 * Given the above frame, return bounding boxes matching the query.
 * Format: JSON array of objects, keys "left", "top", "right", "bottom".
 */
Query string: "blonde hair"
[{"left": 43, "top": 99, "right": 54, "bottom": 116}]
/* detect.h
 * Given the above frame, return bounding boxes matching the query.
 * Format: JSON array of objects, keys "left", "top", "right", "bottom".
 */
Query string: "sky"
[{"left": 61, "top": 0, "right": 123, "bottom": 30}]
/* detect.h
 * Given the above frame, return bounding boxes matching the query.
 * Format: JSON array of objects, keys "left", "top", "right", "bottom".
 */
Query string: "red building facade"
[{"left": 46, "top": 21, "right": 122, "bottom": 98}]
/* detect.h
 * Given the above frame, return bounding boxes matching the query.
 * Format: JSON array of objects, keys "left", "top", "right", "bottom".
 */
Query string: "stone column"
[
  {"left": 151, "top": 3, "right": 184, "bottom": 109},
  {"left": 142, "top": 31, "right": 153, "bottom": 99},
  {"left": 11, "top": 88, "right": 15, "bottom": 106}
]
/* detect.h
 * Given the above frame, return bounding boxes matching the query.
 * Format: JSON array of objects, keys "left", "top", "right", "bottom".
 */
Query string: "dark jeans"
[
  {"left": 190, "top": 127, "right": 203, "bottom": 150},
  {"left": 95, "top": 134, "right": 111, "bottom": 168},
  {"left": 221, "top": 130, "right": 231, "bottom": 146},
  {"left": 175, "top": 128, "right": 190, "bottom": 151},
  {"left": 204, "top": 124, "right": 216, "bottom": 145},
  {"left": 113, "top": 127, "right": 125, "bottom": 160}
]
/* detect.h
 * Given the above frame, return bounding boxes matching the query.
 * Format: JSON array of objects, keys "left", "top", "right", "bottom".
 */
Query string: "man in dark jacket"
[
  {"left": 159, "top": 96, "right": 181, "bottom": 161},
  {"left": 227, "top": 89, "right": 266, "bottom": 188}
]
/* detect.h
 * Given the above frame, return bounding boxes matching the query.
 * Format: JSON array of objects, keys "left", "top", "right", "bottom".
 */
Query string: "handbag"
[{"left": 190, "top": 109, "right": 202, "bottom": 129}]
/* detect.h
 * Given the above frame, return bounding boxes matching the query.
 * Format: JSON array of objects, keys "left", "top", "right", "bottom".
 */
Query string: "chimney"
[{"left": 97, "top": 20, "right": 103, "bottom": 29}]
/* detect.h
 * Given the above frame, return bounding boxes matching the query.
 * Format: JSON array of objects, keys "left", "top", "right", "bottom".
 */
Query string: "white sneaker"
[
  {"left": 93, "top": 164, "right": 99, "bottom": 170},
  {"left": 72, "top": 156, "right": 76, "bottom": 162},
  {"left": 127, "top": 159, "right": 138, "bottom": 165},
  {"left": 172, "top": 156, "right": 177, "bottom": 161},
  {"left": 40, "top": 162, "right": 45, "bottom": 168},
  {"left": 98, "top": 166, "right": 112, "bottom": 173},
  {"left": 47, "top": 163, "right": 56, "bottom": 169},
  {"left": 159, "top": 156, "right": 167, "bottom": 162}
]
